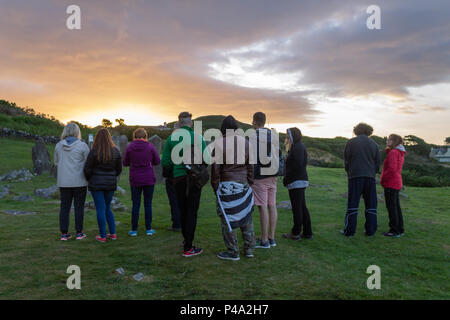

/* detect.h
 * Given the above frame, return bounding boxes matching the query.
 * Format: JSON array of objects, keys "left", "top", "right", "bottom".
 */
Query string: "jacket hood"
[
  {"left": 386, "top": 144, "right": 406, "bottom": 155},
  {"left": 128, "top": 139, "right": 149, "bottom": 152},
  {"left": 287, "top": 127, "right": 302, "bottom": 144},
  {"left": 61, "top": 138, "right": 81, "bottom": 151}
]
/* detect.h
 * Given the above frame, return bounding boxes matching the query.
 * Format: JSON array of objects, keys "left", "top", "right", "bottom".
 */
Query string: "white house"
[{"left": 430, "top": 147, "right": 450, "bottom": 163}]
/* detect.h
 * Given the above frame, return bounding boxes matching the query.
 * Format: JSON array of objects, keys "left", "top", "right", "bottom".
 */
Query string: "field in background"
[{"left": 0, "top": 137, "right": 449, "bottom": 299}]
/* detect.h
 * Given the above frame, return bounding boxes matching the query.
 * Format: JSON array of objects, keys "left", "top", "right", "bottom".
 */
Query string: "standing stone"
[
  {"left": 148, "top": 135, "right": 163, "bottom": 183},
  {"left": 32, "top": 140, "right": 52, "bottom": 175},
  {"left": 148, "top": 135, "right": 162, "bottom": 153},
  {"left": 118, "top": 135, "right": 128, "bottom": 156}
]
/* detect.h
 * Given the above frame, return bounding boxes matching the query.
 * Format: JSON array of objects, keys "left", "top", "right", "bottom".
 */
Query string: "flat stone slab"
[
  {"left": 1, "top": 210, "right": 37, "bottom": 215},
  {"left": 277, "top": 200, "right": 292, "bottom": 210}
]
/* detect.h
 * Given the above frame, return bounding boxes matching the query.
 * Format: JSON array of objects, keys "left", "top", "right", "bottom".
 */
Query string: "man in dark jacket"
[{"left": 341, "top": 123, "right": 381, "bottom": 237}]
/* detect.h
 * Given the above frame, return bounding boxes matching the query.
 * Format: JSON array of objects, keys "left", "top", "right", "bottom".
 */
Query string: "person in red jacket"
[{"left": 380, "top": 134, "right": 406, "bottom": 237}]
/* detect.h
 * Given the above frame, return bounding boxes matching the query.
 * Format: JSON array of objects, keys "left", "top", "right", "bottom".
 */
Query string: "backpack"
[{"left": 183, "top": 140, "right": 209, "bottom": 189}]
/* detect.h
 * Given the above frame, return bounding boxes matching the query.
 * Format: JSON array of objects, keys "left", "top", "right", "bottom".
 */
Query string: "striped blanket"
[{"left": 216, "top": 181, "right": 254, "bottom": 232}]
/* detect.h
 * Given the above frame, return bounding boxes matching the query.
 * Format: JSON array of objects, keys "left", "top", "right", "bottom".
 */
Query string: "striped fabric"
[{"left": 216, "top": 182, "right": 254, "bottom": 232}]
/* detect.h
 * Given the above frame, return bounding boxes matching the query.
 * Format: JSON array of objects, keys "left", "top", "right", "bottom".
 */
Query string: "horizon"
[{"left": 1, "top": 1, "right": 449, "bottom": 144}]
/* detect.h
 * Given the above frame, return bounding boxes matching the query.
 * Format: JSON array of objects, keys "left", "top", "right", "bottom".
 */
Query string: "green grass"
[{"left": 0, "top": 138, "right": 449, "bottom": 300}]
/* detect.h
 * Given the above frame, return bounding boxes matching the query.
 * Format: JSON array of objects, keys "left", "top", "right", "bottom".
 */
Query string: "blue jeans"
[
  {"left": 131, "top": 185, "right": 155, "bottom": 231},
  {"left": 91, "top": 191, "right": 116, "bottom": 238}
]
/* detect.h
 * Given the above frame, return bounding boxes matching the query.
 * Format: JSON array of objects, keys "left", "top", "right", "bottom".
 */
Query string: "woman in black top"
[
  {"left": 282, "top": 127, "right": 313, "bottom": 240},
  {"left": 84, "top": 128, "right": 122, "bottom": 242}
]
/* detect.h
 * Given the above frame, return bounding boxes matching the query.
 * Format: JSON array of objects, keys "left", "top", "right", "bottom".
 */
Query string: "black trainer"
[{"left": 217, "top": 251, "right": 240, "bottom": 261}]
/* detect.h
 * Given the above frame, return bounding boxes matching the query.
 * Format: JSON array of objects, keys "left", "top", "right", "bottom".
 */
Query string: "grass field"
[{"left": 0, "top": 137, "right": 449, "bottom": 300}]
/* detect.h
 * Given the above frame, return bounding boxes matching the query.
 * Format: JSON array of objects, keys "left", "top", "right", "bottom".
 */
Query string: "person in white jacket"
[{"left": 54, "top": 122, "right": 90, "bottom": 241}]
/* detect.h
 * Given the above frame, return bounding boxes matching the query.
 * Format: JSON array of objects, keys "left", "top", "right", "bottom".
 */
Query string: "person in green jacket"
[{"left": 162, "top": 111, "right": 209, "bottom": 257}]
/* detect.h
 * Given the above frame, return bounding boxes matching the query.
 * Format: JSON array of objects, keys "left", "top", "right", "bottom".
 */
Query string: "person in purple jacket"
[{"left": 123, "top": 128, "right": 161, "bottom": 236}]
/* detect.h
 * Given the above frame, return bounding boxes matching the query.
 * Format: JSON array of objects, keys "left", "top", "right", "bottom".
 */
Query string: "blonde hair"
[{"left": 61, "top": 122, "right": 81, "bottom": 140}]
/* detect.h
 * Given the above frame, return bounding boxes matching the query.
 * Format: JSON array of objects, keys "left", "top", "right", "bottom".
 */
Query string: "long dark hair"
[{"left": 92, "top": 128, "right": 115, "bottom": 163}]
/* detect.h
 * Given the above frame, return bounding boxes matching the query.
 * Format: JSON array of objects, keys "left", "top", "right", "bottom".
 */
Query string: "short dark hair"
[
  {"left": 253, "top": 112, "right": 266, "bottom": 127},
  {"left": 353, "top": 123, "right": 373, "bottom": 136},
  {"left": 220, "top": 115, "right": 238, "bottom": 135}
]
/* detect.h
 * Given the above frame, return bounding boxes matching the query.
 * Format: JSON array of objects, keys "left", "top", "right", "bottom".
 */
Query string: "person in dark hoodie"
[
  {"left": 341, "top": 123, "right": 381, "bottom": 237},
  {"left": 282, "top": 127, "right": 313, "bottom": 241},
  {"left": 380, "top": 134, "right": 406, "bottom": 237},
  {"left": 54, "top": 122, "right": 90, "bottom": 241},
  {"left": 84, "top": 128, "right": 122, "bottom": 243},
  {"left": 123, "top": 128, "right": 161, "bottom": 237}
]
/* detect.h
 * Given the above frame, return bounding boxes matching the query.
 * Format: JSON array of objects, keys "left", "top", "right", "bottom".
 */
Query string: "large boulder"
[
  {"left": 34, "top": 185, "right": 59, "bottom": 199},
  {"left": 0, "top": 168, "right": 34, "bottom": 182},
  {"left": 32, "top": 140, "right": 52, "bottom": 175}
]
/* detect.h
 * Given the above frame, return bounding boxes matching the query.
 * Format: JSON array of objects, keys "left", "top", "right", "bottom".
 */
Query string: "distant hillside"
[{"left": 1, "top": 100, "right": 448, "bottom": 187}]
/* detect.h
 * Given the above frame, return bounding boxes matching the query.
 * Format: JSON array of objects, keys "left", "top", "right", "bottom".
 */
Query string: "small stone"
[
  {"left": 133, "top": 272, "right": 144, "bottom": 281},
  {"left": 115, "top": 267, "right": 125, "bottom": 275},
  {"left": 1, "top": 210, "right": 36, "bottom": 215},
  {"left": 277, "top": 200, "right": 292, "bottom": 210},
  {"left": 116, "top": 186, "right": 126, "bottom": 196},
  {"left": 34, "top": 185, "right": 58, "bottom": 199},
  {"left": 13, "top": 194, "right": 34, "bottom": 202}
]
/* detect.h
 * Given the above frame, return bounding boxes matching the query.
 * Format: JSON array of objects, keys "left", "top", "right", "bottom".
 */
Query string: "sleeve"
[
  {"left": 344, "top": 141, "right": 351, "bottom": 173},
  {"left": 115, "top": 148, "right": 123, "bottom": 176},
  {"left": 381, "top": 151, "right": 394, "bottom": 183},
  {"left": 375, "top": 146, "right": 381, "bottom": 173},
  {"left": 83, "top": 150, "right": 95, "bottom": 180},
  {"left": 122, "top": 145, "right": 130, "bottom": 167},
  {"left": 211, "top": 163, "right": 220, "bottom": 192},
  {"left": 54, "top": 144, "right": 60, "bottom": 166},
  {"left": 161, "top": 138, "right": 173, "bottom": 168}
]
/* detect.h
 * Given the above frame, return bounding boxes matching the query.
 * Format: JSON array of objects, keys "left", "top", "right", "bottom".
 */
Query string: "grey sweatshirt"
[
  {"left": 344, "top": 135, "right": 381, "bottom": 179},
  {"left": 54, "top": 139, "right": 90, "bottom": 187}
]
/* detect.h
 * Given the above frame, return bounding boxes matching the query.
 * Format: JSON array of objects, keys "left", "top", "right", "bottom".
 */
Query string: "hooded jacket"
[
  {"left": 283, "top": 128, "right": 308, "bottom": 187},
  {"left": 54, "top": 138, "right": 90, "bottom": 188},
  {"left": 83, "top": 147, "right": 122, "bottom": 191},
  {"left": 380, "top": 145, "right": 406, "bottom": 190},
  {"left": 123, "top": 139, "right": 161, "bottom": 187},
  {"left": 210, "top": 132, "right": 254, "bottom": 192}
]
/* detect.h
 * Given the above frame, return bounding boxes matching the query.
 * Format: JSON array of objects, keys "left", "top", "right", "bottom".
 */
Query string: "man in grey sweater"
[{"left": 341, "top": 123, "right": 381, "bottom": 237}]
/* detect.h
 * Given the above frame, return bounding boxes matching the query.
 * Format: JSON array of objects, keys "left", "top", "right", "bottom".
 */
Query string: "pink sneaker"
[
  {"left": 60, "top": 233, "right": 72, "bottom": 241},
  {"left": 96, "top": 235, "right": 107, "bottom": 243},
  {"left": 107, "top": 234, "right": 117, "bottom": 240},
  {"left": 76, "top": 233, "right": 86, "bottom": 240}
]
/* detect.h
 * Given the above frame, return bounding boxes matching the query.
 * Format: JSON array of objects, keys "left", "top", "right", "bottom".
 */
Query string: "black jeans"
[
  {"left": 288, "top": 188, "right": 313, "bottom": 236},
  {"left": 384, "top": 188, "right": 404, "bottom": 234},
  {"left": 174, "top": 176, "right": 202, "bottom": 251},
  {"left": 59, "top": 187, "right": 87, "bottom": 234},
  {"left": 165, "top": 178, "right": 181, "bottom": 228},
  {"left": 131, "top": 185, "right": 155, "bottom": 231},
  {"left": 344, "top": 177, "right": 378, "bottom": 236}
]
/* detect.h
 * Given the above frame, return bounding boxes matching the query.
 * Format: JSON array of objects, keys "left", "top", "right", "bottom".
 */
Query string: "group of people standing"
[{"left": 53, "top": 111, "right": 406, "bottom": 261}]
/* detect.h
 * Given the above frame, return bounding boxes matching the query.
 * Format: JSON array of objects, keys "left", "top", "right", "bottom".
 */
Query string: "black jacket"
[
  {"left": 283, "top": 141, "right": 308, "bottom": 186},
  {"left": 344, "top": 135, "right": 380, "bottom": 179},
  {"left": 84, "top": 147, "right": 123, "bottom": 191}
]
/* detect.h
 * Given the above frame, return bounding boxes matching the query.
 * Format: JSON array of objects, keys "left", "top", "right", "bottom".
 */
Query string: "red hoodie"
[{"left": 380, "top": 145, "right": 406, "bottom": 190}]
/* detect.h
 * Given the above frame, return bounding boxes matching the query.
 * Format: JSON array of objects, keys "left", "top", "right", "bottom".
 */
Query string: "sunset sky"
[{"left": 0, "top": 0, "right": 449, "bottom": 144}]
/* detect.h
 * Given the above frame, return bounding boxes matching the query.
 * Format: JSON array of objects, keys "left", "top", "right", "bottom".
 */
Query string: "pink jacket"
[{"left": 380, "top": 145, "right": 406, "bottom": 190}]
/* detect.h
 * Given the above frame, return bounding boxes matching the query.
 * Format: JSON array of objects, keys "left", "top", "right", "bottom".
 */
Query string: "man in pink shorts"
[{"left": 250, "top": 112, "right": 279, "bottom": 249}]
